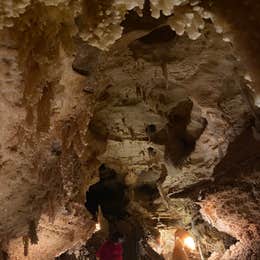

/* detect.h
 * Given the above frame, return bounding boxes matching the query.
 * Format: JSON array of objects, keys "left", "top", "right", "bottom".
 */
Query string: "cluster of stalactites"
[
  {"left": 0, "top": 0, "right": 227, "bottom": 50},
  {"left": 81, "top": 0, "right": 214, "bottom": 49},
  {"left": 82, "top": 0, "right": 230, "bottom": 49}
]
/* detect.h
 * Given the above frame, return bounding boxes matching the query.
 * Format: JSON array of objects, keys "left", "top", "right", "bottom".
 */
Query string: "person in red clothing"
[{"left": 96, "top": 232, "right": 124, "bottom": 260}]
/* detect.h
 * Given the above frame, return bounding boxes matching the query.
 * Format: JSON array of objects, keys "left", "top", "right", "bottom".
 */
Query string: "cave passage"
[{"left": 83, "top": 164, "right": 167, "bottom": 260}]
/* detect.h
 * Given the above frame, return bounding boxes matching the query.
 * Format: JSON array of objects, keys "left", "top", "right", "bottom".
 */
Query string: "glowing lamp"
[
  {"left": 183, "top": 236, "right": 196, "bottom": 250},
  {"left": 95, "top": 223, "right": 101, "bottom": 232}
]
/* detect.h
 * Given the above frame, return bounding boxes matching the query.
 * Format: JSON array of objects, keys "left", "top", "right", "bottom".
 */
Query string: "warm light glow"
[
  {"left": 147, "top": 238, "right": 162, "bottom": 254},
  {"left": 183, "top": 236, "right": 196, "bottom": 250},
  {"left": 255, "top": 95, "right": 260, "bottom": 108},
  {"left": 95, "top": 223, "right": 101, "bottom": 232}
]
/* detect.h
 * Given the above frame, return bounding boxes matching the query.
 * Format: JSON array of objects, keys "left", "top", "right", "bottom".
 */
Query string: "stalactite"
[
  {"left": 48, "top": 194, "right": 56, "bottom": 224},
  {"left": 22, "top": 236, "right": 29, "bottom": 257},
  {"left": 28, "top": 220, "right": 39, "bottom": 245},
  {"left": 161, "top": 63, "right": 169, "bottom": 89}
]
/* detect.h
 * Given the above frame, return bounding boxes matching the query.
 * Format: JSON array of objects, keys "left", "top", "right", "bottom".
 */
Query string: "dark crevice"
[
  {"left": 122, "top": 0, "right": 167, "bottom": 33},
  {"left": 138, "top": 26, "right": 176, "bottom": 44}
]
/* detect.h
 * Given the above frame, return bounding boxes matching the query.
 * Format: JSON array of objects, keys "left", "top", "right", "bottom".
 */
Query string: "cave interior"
[{"left": 1, "top": 0, "right": 260, "bottom": 259}]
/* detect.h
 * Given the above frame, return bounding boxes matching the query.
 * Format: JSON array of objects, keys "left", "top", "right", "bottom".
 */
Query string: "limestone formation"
[{"left": 0, "top": 1, "right": 260, "bottom": 259}]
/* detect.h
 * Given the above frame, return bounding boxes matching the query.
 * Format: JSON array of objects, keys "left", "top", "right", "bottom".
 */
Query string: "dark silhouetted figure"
[{"left": 85, "top": 164, "right": 128, "bottom": 221}]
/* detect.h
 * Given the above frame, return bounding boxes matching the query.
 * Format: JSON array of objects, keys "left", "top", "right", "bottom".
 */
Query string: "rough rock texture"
[
  {"left": 8, "top": 211, "right": 94, "bottom": 260},
  {"left": 201, "top": 189, "right": 260, "bottom": 260},
  {"left": 1, "top": 1, "right": 260, "bottom": 260},
  {"left": 0, "top": 21, "right": 96, "bottom": 259}
]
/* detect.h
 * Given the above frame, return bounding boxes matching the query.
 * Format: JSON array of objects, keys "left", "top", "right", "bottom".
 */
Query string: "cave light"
[
  {"left": 183, "top": 236, "right": 196, "bottom": 251},
  {"left": 95, "top": 222, "right": 101, "bottom": 232}
]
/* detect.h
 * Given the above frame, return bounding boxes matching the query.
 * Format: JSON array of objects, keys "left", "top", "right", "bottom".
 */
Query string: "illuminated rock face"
[{"left": 0, "top": 1, "right": 260, "bottom": 259}]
